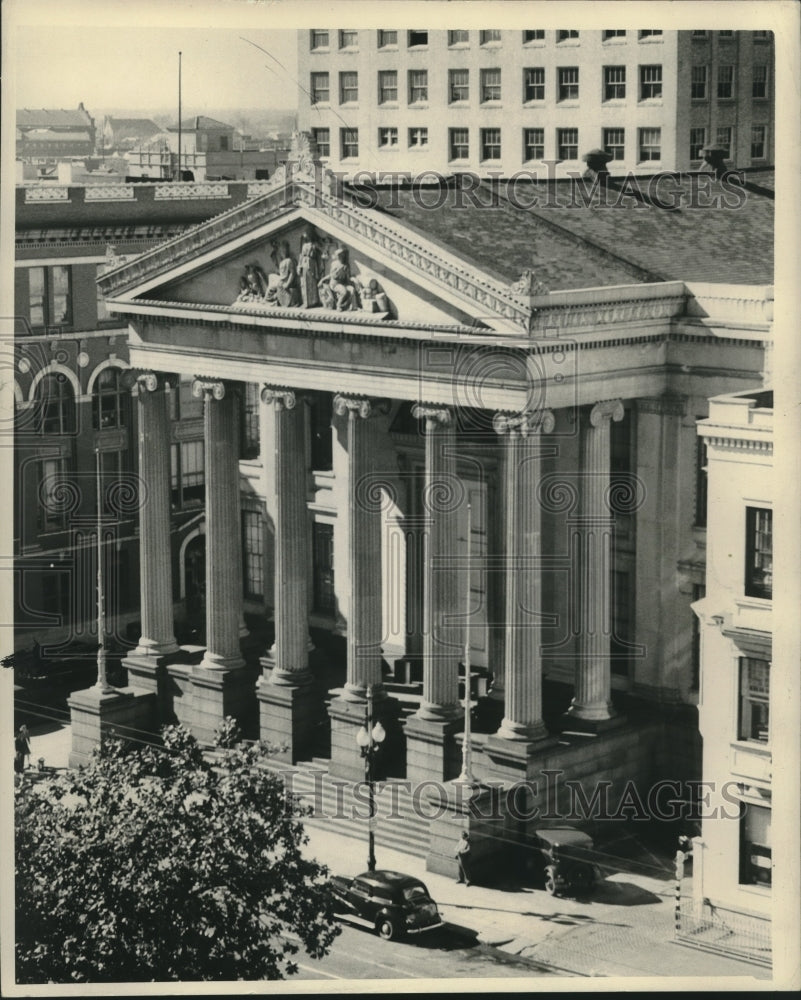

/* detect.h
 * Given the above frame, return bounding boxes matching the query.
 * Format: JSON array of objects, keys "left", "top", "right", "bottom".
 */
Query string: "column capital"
[
  {"left": 589, "top": 398, "right": 624, "bottom": 427},
  {"left": 125, "top": 370, "right": 177, "bottom": 395},
  {"left": 192, "top": 377, "right": 226, "bottom": 401},
  {"left": 412, "top": 403, "right": 452, "bottom": 427},
  {"left": 493, "top": 408, "right": 555, "bottom": 437},
  {"left": 261, "top": 385, "right": 297, "bottom": 410},
  {"left": 333, "top": 394, "right": 390, "bottom": 419}
]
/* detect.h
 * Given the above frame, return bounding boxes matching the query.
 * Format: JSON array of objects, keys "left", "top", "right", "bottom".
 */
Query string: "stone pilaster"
[{"left": 568, "top": 399, "right": 624, "bottom": 724}]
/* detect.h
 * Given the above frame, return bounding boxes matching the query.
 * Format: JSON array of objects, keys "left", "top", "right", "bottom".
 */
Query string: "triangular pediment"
[{"left": 98, "top": 169, "right": 533, "bottom": 334}]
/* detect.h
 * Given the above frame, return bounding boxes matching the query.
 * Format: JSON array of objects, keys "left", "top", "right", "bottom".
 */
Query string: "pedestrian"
[
  {"left": 14, "top": 724, "right": 31, "bottom": 775},
  {"left": 455, "top": 830, "right": 472, "bottom": 886}
]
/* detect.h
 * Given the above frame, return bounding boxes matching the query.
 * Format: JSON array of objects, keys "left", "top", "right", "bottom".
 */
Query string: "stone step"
[{"left": 286, "top": 768, "right": 432, "bottom": 829}]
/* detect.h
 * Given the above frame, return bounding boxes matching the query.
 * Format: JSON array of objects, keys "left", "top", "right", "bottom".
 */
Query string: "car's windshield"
[{"left": 402, "top": 885, "right": 430, "bottom": 902}]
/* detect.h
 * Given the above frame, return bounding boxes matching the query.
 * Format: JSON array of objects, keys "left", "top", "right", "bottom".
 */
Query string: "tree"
[{"left": 15, "top": 720, "right": 341, "bottom": 982}]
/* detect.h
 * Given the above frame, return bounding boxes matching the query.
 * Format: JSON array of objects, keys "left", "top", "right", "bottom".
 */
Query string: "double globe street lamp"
[{"left": 356, "top": 685, "right": 386, "bottom": 872}]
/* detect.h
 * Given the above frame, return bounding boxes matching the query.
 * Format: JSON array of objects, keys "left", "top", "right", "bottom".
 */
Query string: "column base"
[
  {"left": 404, "top": 715, "right": 463, "bottom": 784},
  {"left": 562, "top": 704, "right": 626, "bottom": 735},
  {"left": 327, "top": 692, "right": 400, "bottom": 782},
  {"left": 68, "top": 685, "right": 157, "bottom": 768},
  {"left": 123, "top": 650, "right": 180, "bottom": 724},
  {"left": 495, "top": 716, "right": 550, "bottom": 743},
  {"left": 189, "top": 662, "right": 254, "bottom": 746},
  {"left": 484, "top": 731, "right": 561, "bottom": 784},
  {"left": 256, "top": 675, "right": 318, "bottom": 764}
]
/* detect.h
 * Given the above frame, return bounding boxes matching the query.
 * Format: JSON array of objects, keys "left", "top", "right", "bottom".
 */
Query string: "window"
[
  {"left": 449, "top": 69, "right": 469, "bottom": 103},
  {"left": 377, "top": 30, "right": 397, "bottom": 48},
  {"left": 339, "top": 71, "right": 358, "bottom": 104},
  {"left": 38, "top": 457, "right": 69, "bottom": 531},
  {"left": 448, "top": 30, "right": 469, "bottom": 46},
  {"left": 242, "top": 508, "right": 264, "bottom": 599},
  {"left": 603, "top": 30, "right": 626, "bottom": 40},
  {"left": 449, "top": 127, "right": 469, "bottom": 160},
  {"left": 28, "top": 266, "right": 72, "bottom": 329},
  {"left": 692, "top": 30, "right": 707, "bottom": 38},
  {"left": 745, "top": 507, "right": 772, "bottom": 598},
  {"left": 378, "top": 70, "right": 398, "bottom": 104},
  {"left": 313, "top": 522, "right": 335, "bottom": 614},
  {"left": 557, "top": 127, "right": 578, "bottom": 160},
  {"left": 740, "top": 804, "right": 771, "bottom": 887},
  {"left": 241, "top": 383, "right": 259, "bottom": 459},
  {"left": 408, "top": 30, "right": 428, "bottom": 47},
  {"left": 36, "top": 373, "right": 75, "bottom": 434},
  {"left": 604, "top": 65, "right": 626, "bottom": 100},
  {"left": 408, "top": 127, "right": 428, "bottom": 148},
  {"left": 639, "top": 127, "right": 661, "bottom": 161},
  {"left": 717, "top": 65, "right": 734, "bottom": 99},
  {"left": 480, "top": 68, "right": 501, "bottom": 102},
  {"left": 558, "top": 66, "right": 579, "bottom": 101},
  {"left": 716, "top": 126, "right": 732, "bottom": 158},
  {"left": 603, "top": 127, "right": 625, "bottom": 160},
  {"left": 523, "top": 30, "right": 545, "bottom": 43},
  {"left": 340, "top": 128, "right": 359, "bottom": 159},
  {"left": 639, "top": 30, "right": 662, "bottom": 38},
  {"left": 523, "top": 127, "right": 544, "bottom": 161},
  {"left": 93, "top": 368, "right": 128, "bottom": 430},
  {"left": 219, "top": 135, "right": 229, "bottom": 151},
  {"left": 480, "top": 30, "right": 501, "bottom": 45},
  {"left": 753, "top": 31, "right": 770, "bottom": 40},
  {"left": 691, "top": 583, "right": 705, "bottom": 690},
  {"left": 694, "top": 431, "right": 708, "bottom": 523},
  {"left": 480, "top": 127, "right": 501, "bottom": 160},
  {"left": 310, "top": 30, "right": 329, "bottom": 50},
  {"left": 52, "top": 267, "right": 72, "bottom": 330},
  {"left": 751, "top": 125, "right": 767, "bottom": 160},
  {"left": 739, "top": 657, "right": 770, "bottom": 743},
  {"left": 311, "top": 127, "right": 330, "bottom": 158},
  {"left": 689, "top": 127, "right": 706, "bottom": 162},
  {"left": 640, "top": 64, "right": 663, "bottom": 99},
  {"left": 408, "top": 69, "right": 428, "bottom": 103},
  {"left": 378, "top": 127, "right": 398, "bottom": 148},
  {"left": 339, "top": 30, "right": 358, "bottom": 49},
  {"left": 691, "top": 65, "right": 708, "bottom": 99},
  {"left": 557, "top": 30, "right": 579, "bottom": 41},
  {"left": 309, "top": 393, "right": 333, "bottom": 471},
  {"left": 95, "top": 264, "right": 111, "bottom": 322},
  {"left": 752, "top": 64, "right": 768, "bottom": 98},
  {"left": 523, "top": 67, "right": 544, "bottom": 101},
  {"left": 310, "top": 72, "right": 329, "bottom": 105},
  {"left": 718, "top": 30, "right": 733, "bottom": 37},
  {"left": 170, "top": 440, "right": 205, "bottom": 508},
  {"left": 28, "top": 267, "right": 46, "bottom": 328}
]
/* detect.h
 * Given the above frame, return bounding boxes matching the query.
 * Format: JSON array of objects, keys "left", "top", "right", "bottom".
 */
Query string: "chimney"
[
  {"left": 700, "top": 145, "right": 728, "bottom": 180},
  {"left": 582, "top": 148, "right": 613, "bottom": 185}
]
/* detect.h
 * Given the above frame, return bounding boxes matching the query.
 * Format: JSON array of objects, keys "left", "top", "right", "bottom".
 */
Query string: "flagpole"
[
  {"left": 456, "top": 502, "right": 474, "bottom": 785},
  {"left": 176, "top": 51, "right": 182, "bottom": 181}
]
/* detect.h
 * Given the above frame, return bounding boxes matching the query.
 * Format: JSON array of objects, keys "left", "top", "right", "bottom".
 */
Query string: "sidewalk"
[{"left": 18, "top": 722, "right": 772, "bottom": 982}]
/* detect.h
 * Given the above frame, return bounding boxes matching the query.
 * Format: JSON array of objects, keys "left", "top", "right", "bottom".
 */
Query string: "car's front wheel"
[
  {"left": 544, "top": 865, "right": 558, "bottom": 896},
  {"left": 376, "top": 917, "right": 397, "bottom": 940}
]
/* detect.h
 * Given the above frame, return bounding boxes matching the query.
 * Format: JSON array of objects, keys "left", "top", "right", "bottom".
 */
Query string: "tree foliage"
[{"left": 15, "top": 719, "right": 340, "bottom": 983}]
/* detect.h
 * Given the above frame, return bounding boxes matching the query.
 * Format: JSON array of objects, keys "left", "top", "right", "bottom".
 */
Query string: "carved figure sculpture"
[
  {"left": 268, "top": 241, "right": 301, "bottom": 307},
  {"left": 318, "top": 247, "right": 359, "bottom": 311},
  {"left": 298, "top": 228, "right": 323, "bottom": 308}
]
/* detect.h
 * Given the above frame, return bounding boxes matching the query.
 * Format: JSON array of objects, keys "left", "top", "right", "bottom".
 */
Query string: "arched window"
[
  {"left": 36, "top": 373, "right": 76, "bottom": 434},
  {"left": 93, "top": 367, "right": 129, "bottom": 429}
]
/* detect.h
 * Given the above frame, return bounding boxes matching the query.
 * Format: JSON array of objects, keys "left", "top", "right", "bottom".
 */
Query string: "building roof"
[
  {"left": 367, "top": 172, "right": 774, "bottom": 290},
  {"left": 19, "top": 129, "right": 93, "bottom": 144},
  {"left": 106, "top": 117, "right": 161, "bottom": 140},
  {"left": 168, "top": 116, "right": 234, "bottom": 132},
  {"left": 17, "top": 106, "right": 94, "bottom": 129}
]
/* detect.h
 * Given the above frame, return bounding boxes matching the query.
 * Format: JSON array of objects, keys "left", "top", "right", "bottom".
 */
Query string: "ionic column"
[
  {"left": 569, "top": 399, "right": 624, "bottom": 721},
  {"left": 193, "top": 379, "right": 244, "bottom": 670},
  {"left": 262, "top": 386, "right": 311, "bottom": 685},
  {"left": 412, "top": 404, "right": 461, "bottom": 721},
  {"left": 132, "top": 371, "right": 178, "bottom": 656},
  {"left": 493, "top": 408, "right": 554, "bottom": 741},
  {"left": 334, "top": 394, "right": 384, "bottom": 700}
]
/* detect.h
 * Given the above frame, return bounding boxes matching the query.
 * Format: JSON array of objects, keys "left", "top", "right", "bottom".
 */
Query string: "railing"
[
  {"left": 24, "top": 186, "right": 69, "bottom": 202},
  {"left": 676, "top": 896, "right": 772, "bottom": 967},
  {"left": 154, "top": 182, "right": 231, "bottom": 200},
  {"left": 84, "top": 185, "right": 136, "bottom": 201}
]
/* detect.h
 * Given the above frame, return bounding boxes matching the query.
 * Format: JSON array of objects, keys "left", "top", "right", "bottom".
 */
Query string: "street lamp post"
[{"left": 356, "top": 685, "right": 386, "bottom": 872}]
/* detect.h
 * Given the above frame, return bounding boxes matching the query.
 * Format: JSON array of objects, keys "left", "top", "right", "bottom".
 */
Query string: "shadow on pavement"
[
  {"left": 417, "top": 923, "right": 480, "bottom": 950},
  {"left": 591, "top": 880, "right": 663, "bottom": 906}
]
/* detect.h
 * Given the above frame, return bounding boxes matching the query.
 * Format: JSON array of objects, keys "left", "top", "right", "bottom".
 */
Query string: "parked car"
[
  {"left": 531, "top": 826, "right": 600, "bottom": 897},
  {"left": 329, "top": 869, "right": 443, "bottom": 940}
]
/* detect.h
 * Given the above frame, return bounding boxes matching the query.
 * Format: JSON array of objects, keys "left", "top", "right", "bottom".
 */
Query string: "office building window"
[
  {"left": 752, "top": 64, "right": 768, "bottom": 98},
  {"left": 408, "top": 69, "right": 428, "bottom": 103},
  {"left": 603, "top": 127, "right": 625, "bottom": 160},
  {"left": 523, "top": 127, "right": 544, "bottom": 161},
  {"left": 377, "top": 30, "right": 397, "bottom": 48},
  {"left": 694, "top": 431, "right": 708, "bottom": 524},
  {"left": 38, "top": 457, "right": 70, "bottom": 531},
  {"left": 692, "top": 30, "right": 707, "bottom": 38},
  {"left": 718, "top": 30, "right": 734, "bottom": 37},
  {"left": 480, "top": 127, "right": 501, "bottom": 160},
  {"left": 740, "top": 804, "right": 771, "bottom": 887},
  {"left": 603, "top": 30, "right": 626, "bottom": 40},
  {"left": 753, "top": 30, "right": 770, "bottom": 40},
  {"left": 170, "top": 440, "right": 205, "bottom": 508},
  {"left": 310, "top": 72, "right": 329, "bottom": 105},
  {"left": 339, "top": 71, "right": 358, "bottom": 104},
  {"left": 523, "top": 30, "right": 545, "bottom": 43},
  {"left": 378, "top": 70, "right": 398, "bottom": 104},
  {"left": 449, "top": 127, "right": 469, "bottom": 160},
  {"left": 309, "top": 392, "right": 333, "bottom": 471},
  {"left": 557, "top": 30, "right": 579, "bottom": 41},
  {"left": 745, "top": 506, "right": 772, "bottom": 598},
  {"left": 691, "top": 64, "right": 708, "bottom": 99},
  {"left": 558, "top": 66, "right": 579, "bottom": 101},
  {"left": 313, "top": 522, "right": 336, "bottom": 613},
  {"left": 408, "top": 30, "right": 428, "bottom": 47},
  {"left": 481, "top": 68, "right": 501, "bottom": 102},
  {"left": 93, "top": 367, "right": 128, "bottom": 430},
  {"left": 28, "top": 267, "right": 46, "bottom": 328},
  {"left": 95, "top": 264, "right": 110, "bottom": 322},
  {"left": 639, "top": 64, "right": 663, "bottom": 99},
  {"left": 408, "top": 127, "right": 428, "bottom": 148},
  {"left": 638, "top": 127, "right": 661, "bottom": 161},
  {"left": 739, "top": 657, "right": 770, "bottom": 744},
  {"left": 339, "top": 30, "right": 358, "bottom": 49},
  {"left": 378, "top": 126, "right": 398, "bottom": 148},
  {"left": 751, "top": 125, "right": 767, "bottom": 160},
  {"left": 242, "top": 507, "right": 264, "bottom": 599},
  {"left": 604, "top": 65, "right": 626, "bottom": 100},
  {"left": 448, "top": 30, "right": 469, "bottom": 46},
  {"left": 480, "top": 30, "right": 501, "bottom": 45},
  {"left": 717, "top": 64, "right": 734, "bottom": 99},
  {"left": 35, "top": 373, "right": 75, "bottom": 435},
  {"left": 523, "top": 67, "right": 545, "bottom": 102},
  {"left": 716, "top": 126, "right": 732, "bottom": 158},
  {"left": 557, "top": 127, "right": 578, "bottom": 160},
  {"left": 310, "top": 30, "right": 329, "bottom": 50},
  {"left": 340, "top": 128, "right": 359, "bottom": 159},
  {"left": 311, "top": 128, "right": 330, "bottom": 157},
  {"left": 241, "top": 382, "right": 259, "bottom": 459},
  {"left": 28, "top": 266, "right": 72, "bottom": 329},
  {"left": 51, "top": 267, "right": 71, "bottom": 326},
  {"left": 691, "top": 126, "right": 707, "bottom": 162},
  {"left": 449, "top": 68, "right": 469, "bottom": 103},
  {"left": 639, "top": 30, "right": 662, "bottom": 38}
]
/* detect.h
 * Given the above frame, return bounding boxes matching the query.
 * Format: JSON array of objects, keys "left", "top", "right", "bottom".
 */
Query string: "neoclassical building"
[{"left": 70, "top": 148, "right": 773, "bottom": 820}]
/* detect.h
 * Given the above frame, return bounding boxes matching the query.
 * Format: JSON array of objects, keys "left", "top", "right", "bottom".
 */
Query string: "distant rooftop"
[
  {"left": 167, "top": 116, "right": 234, "bottom": 132},
  {"left": 17, "top": 105, "right": 94, "bottom": 128}
]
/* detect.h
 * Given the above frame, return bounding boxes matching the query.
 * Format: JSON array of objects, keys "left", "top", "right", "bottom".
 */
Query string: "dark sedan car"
[{"left": 330, "top": 870, "right": 443, "bottom": 940}]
